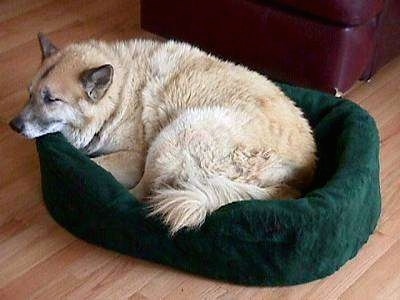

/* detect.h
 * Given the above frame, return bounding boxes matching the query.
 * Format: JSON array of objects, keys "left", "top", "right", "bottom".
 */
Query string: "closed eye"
[
  {"left": 43, "top": 89, "right": 63, "bottom": 103},
  {"left": 44, "top": 95, "right": 59, "bottom": 103}
]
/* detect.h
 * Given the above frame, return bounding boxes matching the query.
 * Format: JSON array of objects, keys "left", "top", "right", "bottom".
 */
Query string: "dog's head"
[{"left": 9, "top": 33, "right": 114, "bottom": 139}]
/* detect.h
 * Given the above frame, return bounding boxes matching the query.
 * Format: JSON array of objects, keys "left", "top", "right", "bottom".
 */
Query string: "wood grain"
[{"left": 0, "top": 0, "right": 399, "bottom": 299}]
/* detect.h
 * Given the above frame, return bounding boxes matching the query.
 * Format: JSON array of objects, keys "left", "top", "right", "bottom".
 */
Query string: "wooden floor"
[{"left": 0, "top": 0, "right": 399, "bottom": 299}]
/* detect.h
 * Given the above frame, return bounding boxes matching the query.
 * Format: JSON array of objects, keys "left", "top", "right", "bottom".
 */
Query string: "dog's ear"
[
  {"left": 38, "top": 32, "right": 58, "bottom": 59},
  {"left": 80, "top": 64, "right": 114, "bottom": 101}
]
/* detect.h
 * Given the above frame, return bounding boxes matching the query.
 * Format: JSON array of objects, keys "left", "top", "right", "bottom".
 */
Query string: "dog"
[{"left": 10, "top": 34, "right": 317, "bottom": 234}]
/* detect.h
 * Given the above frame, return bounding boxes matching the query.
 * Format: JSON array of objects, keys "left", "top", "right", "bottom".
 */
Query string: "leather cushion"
[
  {"left": 141, "top": 0, "right": 377, "bottom": 93},
  {"left": 267, "top": 0, "right": 384, "bottom": 25}
]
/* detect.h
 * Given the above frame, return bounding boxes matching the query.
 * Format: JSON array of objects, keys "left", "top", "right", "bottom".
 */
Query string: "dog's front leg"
[{"left": 91, "top": 150, "right": 145, "bottom": 189}]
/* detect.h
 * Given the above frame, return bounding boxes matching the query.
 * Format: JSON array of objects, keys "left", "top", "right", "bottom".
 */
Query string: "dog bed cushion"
[{"left": 36, "top": 83, "right": 381, "bottom": 286}]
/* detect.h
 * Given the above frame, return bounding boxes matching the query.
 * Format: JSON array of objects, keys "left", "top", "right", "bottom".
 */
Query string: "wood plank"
[
  {"left": 340, "top": 240, "right": 400, "bottom": 299},
  {"left": 0, "top": 0, "right": 54, "bottom": 23},
  {"left": 62, "top": 258, "right": 161, "bottom": 299}
]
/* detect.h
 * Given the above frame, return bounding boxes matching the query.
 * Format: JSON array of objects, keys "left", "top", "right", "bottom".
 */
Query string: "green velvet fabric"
[{"left": 36, "top": 83, "right": 381, "bottom": 286}]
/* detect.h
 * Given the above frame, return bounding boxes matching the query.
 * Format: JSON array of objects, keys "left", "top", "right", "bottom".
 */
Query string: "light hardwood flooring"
[{"left": 0, "top": 0, "right": 399, "bottom": 299}]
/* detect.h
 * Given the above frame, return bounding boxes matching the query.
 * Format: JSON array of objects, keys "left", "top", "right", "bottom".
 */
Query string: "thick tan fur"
[{"left": 15, "top": 38, "right": 316, "bottom": 234}]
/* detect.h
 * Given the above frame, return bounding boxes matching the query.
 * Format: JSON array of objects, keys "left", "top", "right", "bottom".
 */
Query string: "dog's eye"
[
  {"left": 42, "top": 89, "right": 63, "bottom": 104},
  {"left": 43, "top": 93, "right": 61, "bottom": 103}
]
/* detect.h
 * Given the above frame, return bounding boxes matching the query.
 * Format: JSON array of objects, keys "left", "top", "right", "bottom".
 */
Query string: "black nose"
[{"left": 9, "top": 117, "right": 25, "bottom": 134}]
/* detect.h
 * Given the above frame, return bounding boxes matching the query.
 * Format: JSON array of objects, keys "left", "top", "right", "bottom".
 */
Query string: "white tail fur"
[{"left": 148, "top": 176, "right": 296, "bottom": 235}]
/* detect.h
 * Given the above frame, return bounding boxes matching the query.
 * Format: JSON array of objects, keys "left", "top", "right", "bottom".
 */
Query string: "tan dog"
[{"left": 10, "top": 34, "right": 316, "bottom": 234}]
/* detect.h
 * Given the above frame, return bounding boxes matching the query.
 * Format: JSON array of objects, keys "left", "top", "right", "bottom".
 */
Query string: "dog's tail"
[{"left": 148, "top": 176, "right": 293, "bottom": 235}]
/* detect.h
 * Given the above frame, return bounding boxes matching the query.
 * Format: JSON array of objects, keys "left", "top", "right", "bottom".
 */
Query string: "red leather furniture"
[{"left": 140, "top": 0, "right": 400, "bottom": 94}]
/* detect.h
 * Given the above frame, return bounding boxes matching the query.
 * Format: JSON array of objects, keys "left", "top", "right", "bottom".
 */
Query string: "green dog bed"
[{"left": 36, "top": 83, "right": 381, "bottom": 286}]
